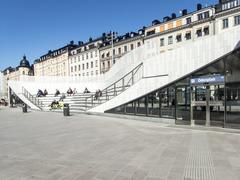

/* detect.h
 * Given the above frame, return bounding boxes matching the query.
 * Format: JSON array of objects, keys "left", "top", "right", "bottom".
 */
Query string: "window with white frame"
[
  {"left": 203, "top": 26, "right": 209, "bottom": 35},
  {"left": 176, "top": 34, "right": 182, "bottom": 42},
  {"left": 186, "top": 17, "right": 192, "bottom": 24},
  {"left": 160, "top": 38, "right": 164, "bottom": 47},
  {"left": 168, "top": 36, "right": 173, "bottom": 45},
  {"left": 196, "top": 29, "right": 202, "bottom": 37},
  {"left": 185, "top": 31, "right": 192, "bottom": 40},
  {"left": 234, "top": 15, "right": 240, "bottom": 25},
  {"left": 223, "top": 18, "right": 229, "bottom": 29}
]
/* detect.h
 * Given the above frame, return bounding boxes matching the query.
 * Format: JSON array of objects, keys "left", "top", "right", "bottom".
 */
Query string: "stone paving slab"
[{"left": 0, "top": 107, "right": 240, "bottom": 180}]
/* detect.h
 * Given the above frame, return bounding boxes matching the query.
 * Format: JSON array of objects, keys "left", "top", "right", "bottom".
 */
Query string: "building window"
[
  {"left": 78, "top": 65, "right": 81, "bottom": 71},
  {"left": 108, "top": 61, "right": 110, "bottom": 68},
  {"left": 102, "top": 53, "right": 105, "bottom": 58},
  {"left": 113, "top": 49, "right": 115, "bottom": 55},
  {"left": 198, "top": 13, "right": 203, "bottom": 21},
  {"left": 82, "top": 55, "right": 84, "bottom": 60},
  {"left": 96, "top": 70, "right": 98, "bottom": 75},
  {"left": 185, "top": 32, "right": 191, "bottom": 40},
  {"left": 146, "top": 30, "right": 155, "bottom": 36},
  {"left": 91, "top": 62, "right": 93, "bottom": 68},
  {"left": 234, "top": 15, "right": 240, "bottom": 25},
  {"left": 106, "top": 52, "right": 110, "bottom": 57},
  {"left": 160, "top": 38, "right": 164, "bottom": 47},
  {"left": 204, "top": 11, "right": 210, "bottom": 19},
  {"left": 86, "top": 63, "right": 89, "bottom": 69},
  {"left": 137, "top": 42, "right": 141, "bottom": 47},
  {"left": 168, "top": 36, "right": 173, "bottom": 45},
  {"left": 95, "top": 50, "right": 98, "bottom": 57},
  {"left": 75, "top": 66, "right": 77, "bottom": 72},
  {"left": 223, "top": 18, "right": 229, "bottom": 29},
  {"left": 90, "top": 52, "right": 93, "bottom": 58},
  {"left": 186, "top": 17, "right": 192, "bottom": 25},
  {"left": 203, "top": 26, "right": 209, "bottom": 35},
  {"left": 130, "top": 44, "right": 134, "bottom": 50},
  {"left": 176, "top": 34, "right": 182, "bottom": 42},
  {"left": 118, "top": 48, "right": 121, "bottom": 54},
  {"left": 71, "top": 67, "right": 73, "bottom": 73},
  {"left": 95, "top": 60, "right": 98, "bottom": 67},
  {"left": 124, "top": 46, "right": 127, "bottom": 52},
  {"left": 196, "top": 29, "right": 202, "bottom": 37},
  {"left": 103, "top": 62, "right": 105, "bottom": 69},
  {"left": 82, "top": 64, "right": 85, "bottom": 70},
  {"left": 86, "top": 53, "right": 88, "bottom": 59}
]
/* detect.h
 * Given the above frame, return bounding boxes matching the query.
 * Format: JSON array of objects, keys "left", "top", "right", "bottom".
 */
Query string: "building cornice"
[
  {"left": 69, "top": 47, "right": 99, "bottom": 57},
  {"left": 99, "top": 35, "right": 144, "bottom": 51}
]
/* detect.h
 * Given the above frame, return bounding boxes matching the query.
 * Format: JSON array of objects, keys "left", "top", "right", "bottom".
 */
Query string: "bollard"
[
  {"left": 63, "top": 103, "right": 70, "bottom": 116},
  {"left": 22, "top": 103, "right": 27, "bottom": 113}
]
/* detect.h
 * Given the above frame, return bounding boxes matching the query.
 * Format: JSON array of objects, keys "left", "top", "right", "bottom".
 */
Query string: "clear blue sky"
[{"left": 0, "top": 0, "right": 217, "bottom": 70}]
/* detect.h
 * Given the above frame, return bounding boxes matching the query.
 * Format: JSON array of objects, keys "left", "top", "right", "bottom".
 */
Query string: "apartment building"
[
  {"left": 144, "top": 4, "right": 215, "bottom": 56},
  {"left": 34, "top": 42, "right": 77, "bottom": 76},
  {"left": 68, "top": 37, "right": 104, "bottom": 77}
]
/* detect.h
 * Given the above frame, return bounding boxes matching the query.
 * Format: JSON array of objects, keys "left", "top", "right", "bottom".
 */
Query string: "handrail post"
[
  {"left": 122, "top": 78, "right": 125, "bottom": 91},
  {"left": 114, "top": 83, "right": 116, "bottom": 96},
  {"left": 132, "top": 70, "right": 134, "bottom": 85},
  {"left": 91, "top": 95, "right": 93, "bottom": 107},
  {"left": 106, "top": 89, "right": 108, "bottom": 101}
]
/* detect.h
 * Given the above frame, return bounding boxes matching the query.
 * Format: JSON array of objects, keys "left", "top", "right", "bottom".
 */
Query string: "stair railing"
[
  {"left": 22, "top": 87, "right": 43, "bottom": 109},
  {"left": 85, "top": 63, "right": 143, "bottom": 110}
]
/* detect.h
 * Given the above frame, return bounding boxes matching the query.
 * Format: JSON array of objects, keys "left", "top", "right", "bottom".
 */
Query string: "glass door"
[{"left": 191, "top": 84, "right": 225, "bottom": 127}]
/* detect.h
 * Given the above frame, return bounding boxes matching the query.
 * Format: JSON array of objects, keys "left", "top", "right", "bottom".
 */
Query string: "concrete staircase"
[
  {"left": 36, "top": 63, "right": 143, "bottom": 113},
  {"left": 36, "top": 93, "right": 94, "bottom": 113}
]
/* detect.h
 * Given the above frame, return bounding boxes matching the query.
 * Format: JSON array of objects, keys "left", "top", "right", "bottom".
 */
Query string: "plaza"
[{"left": 1, "top": 107, "right": 240, "bottom": 180}]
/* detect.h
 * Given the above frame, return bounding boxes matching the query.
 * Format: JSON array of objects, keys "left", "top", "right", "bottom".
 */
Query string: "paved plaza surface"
[{"left": 1, "top": 108, "right": 240, "bottom": 180}]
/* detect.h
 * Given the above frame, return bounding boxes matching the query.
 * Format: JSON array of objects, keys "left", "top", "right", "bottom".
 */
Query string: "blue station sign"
[{"left": 190, "top": 75, "right": 225, "bottom": 85}]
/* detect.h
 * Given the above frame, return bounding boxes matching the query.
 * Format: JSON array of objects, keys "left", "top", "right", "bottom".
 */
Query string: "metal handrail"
[
  {"left": 22, "top": 87, "right": 43, "bottom": 109},
  {"left": 85, "top": 63, "right": 143, "bottom": 110}
]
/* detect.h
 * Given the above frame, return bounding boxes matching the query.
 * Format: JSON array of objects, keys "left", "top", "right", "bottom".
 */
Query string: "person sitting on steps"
[
  {"left": 67, "top": 88, "right": 73, "bottom": 96},
  {"left": 55, "top": 89, "right": 60, "bottom": 97}
]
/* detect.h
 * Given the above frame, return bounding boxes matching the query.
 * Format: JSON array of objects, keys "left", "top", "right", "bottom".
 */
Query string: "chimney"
[
  {"left": 182, "top": 9, "right": 188, "bottom": 16},
  {"left": 197, "top": 3, "right": 202, "bottom": 10},
  {"left": 78, "top": 41, "right": 83, "bottom": 45},
  {"left": 163, "top": 16, "right": 171, "bottom": 22},
  {"left": 152, "top": 19, "right": 161, "bottom": 26},
  {"left": 172, "top": 13, "right": 177, "bottom": 19},
  {"left": 70, "top": 40, "right": 74, "bottom": 45}
]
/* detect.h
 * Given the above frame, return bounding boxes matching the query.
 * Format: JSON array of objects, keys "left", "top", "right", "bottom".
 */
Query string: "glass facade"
[{"left": 106, "top": 48, "right": 240, "bottom": 129}]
